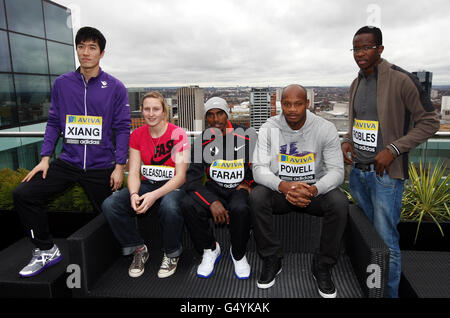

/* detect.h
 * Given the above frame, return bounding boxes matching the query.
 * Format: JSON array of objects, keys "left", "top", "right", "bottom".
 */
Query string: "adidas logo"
[{"left": 101, "top": 81, "right": 108, "bottom": 88}]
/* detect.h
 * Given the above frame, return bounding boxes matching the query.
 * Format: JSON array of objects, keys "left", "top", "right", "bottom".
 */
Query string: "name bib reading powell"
[
  {"left": 64, "top": 115, "right": 102, "bottom": 145},
  {"left": 279, "top": 153, "right": 316, "bottom": 182}
]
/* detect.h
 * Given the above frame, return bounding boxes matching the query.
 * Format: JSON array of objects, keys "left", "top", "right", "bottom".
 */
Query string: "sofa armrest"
[
  {"left": 67, "top": 214, "right": 120, "bottom": 297},
  {"left": 345, "top": 204, "right": 390, "bottom": 298}
]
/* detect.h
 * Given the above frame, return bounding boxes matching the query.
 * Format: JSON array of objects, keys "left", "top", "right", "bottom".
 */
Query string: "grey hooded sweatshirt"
[{"left": 252, "top": 110, "right": 344, "bottom": 196}]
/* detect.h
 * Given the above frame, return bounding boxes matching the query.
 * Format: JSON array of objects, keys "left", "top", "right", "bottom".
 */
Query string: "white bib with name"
[
  {"left": 278, "top": 153, "right": 316, "bottom": 183},
  {"left": 352, "top": 119, "right": 379, "bottom": 153},
  {"left": 209, "top": 159, "right": 245, "bottom": 189},
  {"left": 141, "top": 165, "right": 175, "bottom": 182},
  {"left": 64, "top": 115, "right": 102, "bottom": 145}
]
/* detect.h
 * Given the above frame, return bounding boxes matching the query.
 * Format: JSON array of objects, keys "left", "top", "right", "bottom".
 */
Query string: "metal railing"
[
  {"left": 1, "top": 131, "right": 449, "bottom": 138},
  {"left": 0, "top": 130, "right": 448, "bottom": 173}
]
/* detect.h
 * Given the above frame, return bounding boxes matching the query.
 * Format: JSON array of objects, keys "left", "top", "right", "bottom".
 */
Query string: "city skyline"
[{"left": 53, "top": 0, "right": 450, "bottom": 87}]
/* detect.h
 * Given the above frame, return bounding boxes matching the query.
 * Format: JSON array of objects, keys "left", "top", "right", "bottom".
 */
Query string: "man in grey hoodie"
[{"left": 249, "top": 84, "right": 348, "bottom": 298}]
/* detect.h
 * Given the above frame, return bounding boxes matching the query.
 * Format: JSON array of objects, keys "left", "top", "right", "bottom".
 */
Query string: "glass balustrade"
[{"left": 0, "top": 131, "right": 448, "bottom": 174}]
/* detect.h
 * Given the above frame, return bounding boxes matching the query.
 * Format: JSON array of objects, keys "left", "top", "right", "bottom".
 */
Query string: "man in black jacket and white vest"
[{"left": 182, "top": 97, "right": 257, "bottom": 280}]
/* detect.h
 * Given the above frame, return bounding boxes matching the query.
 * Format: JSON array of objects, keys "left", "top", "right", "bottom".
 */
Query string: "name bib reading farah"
[
  {"left": 352, "top": 119, "right": 378, "bottom": 153},
  {"left": 278, "top": 153, "right": 316, "bottom": 182},
  {"left": 209, "top": 159, "right": 245, "bottom": 189},
  {"left": 141, "top": 165, "right": 175, "bottom": 182},
  {"left": 64, "top": 115, "right": 102, "bottom": 145}
]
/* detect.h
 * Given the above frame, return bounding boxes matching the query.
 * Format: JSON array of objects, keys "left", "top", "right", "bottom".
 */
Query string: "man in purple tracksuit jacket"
[{"left": 13, "top": 27, "right": 131, "bottom": 277}]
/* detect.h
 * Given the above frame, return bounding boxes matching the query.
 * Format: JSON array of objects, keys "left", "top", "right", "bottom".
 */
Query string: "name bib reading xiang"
[
  {"left": 352, "top": 119, "right": 378, "bottom": 153},
  {"left": 64, "top": 115, "right": 102, "bottom": 145},
  {"left": 141, "top": 165, "right": 175, "bottom": 182},
  {"left": 209, "top": 159, "right": 245, "bottom": 188},
  {"left": 278, "top": 153, "right": 316, "bottom": 182}
]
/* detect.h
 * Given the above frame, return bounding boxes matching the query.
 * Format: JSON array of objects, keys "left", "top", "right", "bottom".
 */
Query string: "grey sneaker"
[
  {"left": 157, "top": 254, "right": 179, "bottom": 278},
  {"left": 128, "top": 245, "right": 149, "bottom": 278},
  {"left": 19, "top": 245, "right": 62, "bottom": 278}
]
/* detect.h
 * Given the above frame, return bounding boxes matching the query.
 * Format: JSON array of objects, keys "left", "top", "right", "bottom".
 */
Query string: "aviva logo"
[
  {"left": 279, "top": 153, "right": 314, "bottom": 165},
  {"left": 211, "top": 159, "right": 244, "bottom": 169},
  {"left": 354, "top": 119, "right": 378, "bottom": 131},
  {"left": 66, "top": 115, "right": 102, "bottom": 125}
]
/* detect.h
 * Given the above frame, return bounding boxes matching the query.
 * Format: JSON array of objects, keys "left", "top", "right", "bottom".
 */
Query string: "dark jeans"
[
  {"left": 102, "top": 181, "right": 185, "bottom": 257},
  {"left": 249, "top": 185, "right": 348, "bottom": 266},
  {"left": 13, "top": 158, "right": 114, "bottom": 250},
  {"left": 182, "top": 189, "right": 251, "bottom": 260}
]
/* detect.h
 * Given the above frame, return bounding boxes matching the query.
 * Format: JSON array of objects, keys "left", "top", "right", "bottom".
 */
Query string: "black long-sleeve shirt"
[{"left": 185, "top": 121, "right": 257, "bottom": 209}]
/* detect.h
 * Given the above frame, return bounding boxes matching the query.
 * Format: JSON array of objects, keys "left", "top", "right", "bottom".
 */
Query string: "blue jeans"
[
  {"left": 349, "top": 166, "right": 404, "bottom": 298},
  {"left": 102, "top": 181, "right": 185, "bottom": 257}
]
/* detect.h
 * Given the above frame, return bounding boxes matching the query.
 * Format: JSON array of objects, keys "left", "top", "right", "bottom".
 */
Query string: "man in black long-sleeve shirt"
[{"left": 182, "top": 97, "right": 256, "bottom": 279}]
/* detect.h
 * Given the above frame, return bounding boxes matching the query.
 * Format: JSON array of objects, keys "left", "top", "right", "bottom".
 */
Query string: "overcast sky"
[{"left": 54, "top": 0, "right": 450, "bottom": 87}]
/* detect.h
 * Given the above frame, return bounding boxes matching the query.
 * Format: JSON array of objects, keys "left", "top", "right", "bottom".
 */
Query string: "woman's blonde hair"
[{"left": 140, "top": 91, "right": 169, "bottom": 121}]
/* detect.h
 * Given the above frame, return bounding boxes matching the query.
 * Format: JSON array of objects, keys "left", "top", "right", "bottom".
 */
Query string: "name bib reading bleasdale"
[{"left": 141, "top": 165, "right": 175, "bottom": 182}]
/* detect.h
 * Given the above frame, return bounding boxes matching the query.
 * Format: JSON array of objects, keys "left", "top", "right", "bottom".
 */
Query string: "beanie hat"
[{"left": 204, "top": 97, "right": 230, "bottom": 118}]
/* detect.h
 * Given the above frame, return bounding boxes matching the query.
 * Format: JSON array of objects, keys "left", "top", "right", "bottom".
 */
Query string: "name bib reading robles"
[
  {"left": 278, "top": 153, "right": 316, "bottom": 182},
  {"left": 209, "top": 159, "right": 245, "bottom": 189},
  {"left": 64, "top": 115, "right": 102, "bottom": 145},
  {"left": 141, "top": 165, "right": 175, "bottom": 182},
  {"left": 352, "top": 119, "right": 378, "bottom": 153}
]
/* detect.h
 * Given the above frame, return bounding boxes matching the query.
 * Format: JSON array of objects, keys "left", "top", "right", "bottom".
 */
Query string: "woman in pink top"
[{"left": 102, "top": 91, "right": 189, "bottom": 279}]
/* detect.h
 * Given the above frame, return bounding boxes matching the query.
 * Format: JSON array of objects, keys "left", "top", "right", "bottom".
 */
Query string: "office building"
[
  {"left": 0, "top": 0, "right": 75, "bottom": 170},
  {"left": 442, "top": 96, "right": 450, "bottom": 122},
  {"left": 274, "top": 87, "right": 314, "bottom": 114},
  {"left": 270, "top": 91, "right": 277, "bottom": 117},
  {"left": 250, "top": 87, "right": 271, "bottom": 130},
  {"left": 413, "top": 71, "right": 433, "bottom": 98},
  {"left": 177, "top": 86, "right": 204, "bottom": 131},
  {"left": 127, "top": 87, "right": 177, "bottom": 129},
  {"left": 307, "top": 88, "right": 315, "bottom": 112},
  {"left": 230, "top": 102, "right": 250, "bottom": 128},
  {"left": 127, "top": 86, "right": 151, "bottom": 112}
]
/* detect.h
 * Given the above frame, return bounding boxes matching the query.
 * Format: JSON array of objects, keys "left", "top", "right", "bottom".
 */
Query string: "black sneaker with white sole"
[
  {"left": 312, "top": 258, "right": 337, "bottom": 298},
  {"left": 256, "top": 255, "right": 282, "bottom": 289}
]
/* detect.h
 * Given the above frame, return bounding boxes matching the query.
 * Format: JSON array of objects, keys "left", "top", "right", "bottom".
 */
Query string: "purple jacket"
[{"left": 41, "top": 68, "right": 131, "bottom": 169}]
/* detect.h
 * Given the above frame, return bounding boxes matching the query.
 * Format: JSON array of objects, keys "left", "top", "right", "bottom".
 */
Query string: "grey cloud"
[{"left": 56, "top": 0, "right": 450, "bottom": 86}]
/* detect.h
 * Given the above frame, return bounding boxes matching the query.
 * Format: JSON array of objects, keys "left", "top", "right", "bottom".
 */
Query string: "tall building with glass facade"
[
  {"left": 412, "top": 71, "right": 433, "bottom": 98},
  {"left": 0, "top": 0, "right": 74, "bottom": 170}
]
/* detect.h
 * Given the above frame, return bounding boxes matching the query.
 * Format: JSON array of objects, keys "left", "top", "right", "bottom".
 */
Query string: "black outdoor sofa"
[{"left": 65, "top": 203, "right": 390, "bottom": 298}]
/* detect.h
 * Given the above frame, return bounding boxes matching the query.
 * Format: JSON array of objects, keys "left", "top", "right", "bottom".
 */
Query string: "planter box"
[
  {"left": 398, "top": 220, "right": 450, "bottom": 252},
  {"left": 0, "top": 210, "right": 23, "bottom": 251},
  {"left": 0, "top": 209, "right": 97, "bottom": 251}
]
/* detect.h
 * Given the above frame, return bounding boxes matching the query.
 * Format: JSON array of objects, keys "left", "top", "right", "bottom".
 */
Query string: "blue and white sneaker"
[
  {"left": 197, "top": 242, "right": 221, "bottom": 278},
  {"left": 19, "top": 245, "right": 62, "bottom": 278},
  {"left": 230, "top": 247, "right": 251, "bottom": 280}
]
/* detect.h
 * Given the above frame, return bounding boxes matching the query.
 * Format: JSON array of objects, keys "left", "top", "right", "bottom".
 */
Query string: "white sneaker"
[
  {"left": 230, "top": 247, "right": 251, "bottom": 279},
  {"left": 197, "top": 242, "right": 221, "bottom": 278}
]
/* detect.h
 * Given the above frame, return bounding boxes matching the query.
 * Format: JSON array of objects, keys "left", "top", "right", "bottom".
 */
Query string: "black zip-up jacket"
[{"left": 185, "top": 121, "right": 257, "bottom": 209}]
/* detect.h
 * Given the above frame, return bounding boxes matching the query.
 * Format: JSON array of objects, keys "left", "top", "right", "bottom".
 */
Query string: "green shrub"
[
  {"left": 401, "top": 161, "right": 450, "bottom": 243},
  {"left": 46, "top": 184, "right": 93, "bottom": 211},
  {"left": 339, "top": 181, "right": 356, "bottom": 204},
  {"left": 0, "top": 168, "right": 93, "bottom": 211},
  {"left": 0, "top": 168, "right": 28, "bottom": 210}
]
